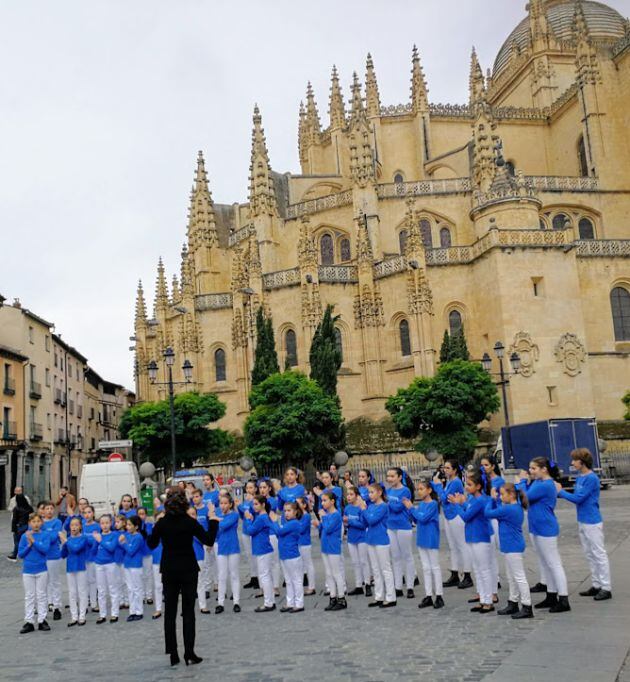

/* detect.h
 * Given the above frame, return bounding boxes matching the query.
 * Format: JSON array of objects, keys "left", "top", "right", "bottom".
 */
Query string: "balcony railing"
[
  {"left": 2, "top": 421, "right": 17, "bottom": 441},
  {"left": 3, "top": 377, "right": 15, "bottom": 396},
  {"left": 30, "top": 423, "right": 43, "bottom": 441},
  {"left": 29, "top": 381, "right": 42, "bottom": 400}
]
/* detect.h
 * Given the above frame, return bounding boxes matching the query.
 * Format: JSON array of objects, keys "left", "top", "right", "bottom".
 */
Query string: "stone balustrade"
[
  {"left": 262, "top": 267, "right": 301, "bottom": 289},
  {"left": 195, "top": 292, "right": 233, "bottom": 311},
  {"left": 318, "top": 264, "right": 358, "bottom": 283}
]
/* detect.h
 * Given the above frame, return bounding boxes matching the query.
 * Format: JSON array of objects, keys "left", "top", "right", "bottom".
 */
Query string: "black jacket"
[
  {"left": 11, "top": 495, "right": 33, "bottom": 533},
  {"left": 147, "top": 513, "right": 218, "bottom": 582}
]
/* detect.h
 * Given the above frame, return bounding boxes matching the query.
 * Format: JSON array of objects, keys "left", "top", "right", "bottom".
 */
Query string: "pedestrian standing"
[{"left": 8, "top": 493, "right": 33, "bottom": 561}]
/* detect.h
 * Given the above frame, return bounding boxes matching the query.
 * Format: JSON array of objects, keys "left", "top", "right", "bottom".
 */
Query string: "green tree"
[
  {"left": 386, "top": 359, "right": 500, "bottom": 461},
  {"left": 310, "top": 304, "right": 342, "bottom": 397},
  {"left": 439, "top": 326, "right": 470, "bottom": 363},
  {"left": 118, "top": 392, "right": 230, "bottom": 470},
  {"left": 251, "top": 307, "right": 279, "bottom": 386},
  {"left": 439, "top": 331, "right": 451, "bottom": 363},
  {"left": 623, "top": 390, "right": 630, "bottom": 420},
  {"left": 244, "top": 371, "right": 343, "bottom": 467}
]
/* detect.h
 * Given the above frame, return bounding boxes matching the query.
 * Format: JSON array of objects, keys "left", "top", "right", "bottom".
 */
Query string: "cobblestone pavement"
[{"left": 0, "top": 487, "right": 629, "bottom": 681}]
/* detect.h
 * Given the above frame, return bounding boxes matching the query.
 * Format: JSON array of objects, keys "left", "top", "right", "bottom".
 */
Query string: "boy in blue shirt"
[{"left": 18, "top": 512, "right": 52, "bottom": 633}]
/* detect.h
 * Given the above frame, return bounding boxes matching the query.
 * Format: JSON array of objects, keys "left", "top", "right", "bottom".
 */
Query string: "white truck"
[{"left": 79, "top": 461, "right": 141, "bottom": 517}]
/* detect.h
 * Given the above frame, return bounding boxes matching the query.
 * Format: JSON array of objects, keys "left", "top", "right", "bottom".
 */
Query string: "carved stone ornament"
[
  {"left": 554, "top": 333, "right": 586, "bottom": 377},
  {"left": 510, "top": 331, "right": 539, "bottom": 378}
]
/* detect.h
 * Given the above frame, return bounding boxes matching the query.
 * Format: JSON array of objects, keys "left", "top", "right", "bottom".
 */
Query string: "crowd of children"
[{"left": 15, "top": 448, "right": 612, "bottom": 633}]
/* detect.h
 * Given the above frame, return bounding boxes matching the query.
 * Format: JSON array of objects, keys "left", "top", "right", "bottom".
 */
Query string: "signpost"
[
  {"left": 107, "top": 452, "right": 124, "bottom": 462},
  {"left": 98, "top": 440, "right": 133, "bottom": 449}
]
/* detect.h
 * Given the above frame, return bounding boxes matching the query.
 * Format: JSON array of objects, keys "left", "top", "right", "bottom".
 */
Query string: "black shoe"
[
  {"left": 458, "top": 574, "right": 473, "bottom": 589},
  {"left": 336, "top": 597, "right": 347, "bottom": 610},
  {"left": 498, "top": 600, "right": 519, "bottom": 615},
  {"left": 479, "top": 605, "right": 495, "bottom": 614},
  {"left": 324, "top": 597, "right": 338, "bottom": 611},
  {"left": 77, "top": 620, "right": 86, "bottom": 626},
  {"left": 53, "top": 608, "right": 62, "bottom": 621},
  {"left": 170, "top": 653, "right": 180, "bottom": 666},
  {"left": 291, "top": 607, "right": 304, "bottom": 613},
  {"left": 280, "top": 606, "right": 292, "bottom": 613},
  {"left": 395, "top": 589, "right": 404, "bottom": 598},
  {"left": 109, "top": 617, "right": 118, "bottom": 623},
  {"left": 38, "top": 620, "right": 51, "bottom": 631},
  {"left": 414, "top": 576, "right": 420, "bottom": 587},
  {"left": 254, "top": 604, "right": 276, "bottom": 613},
  {"left": 199, "top": 608, "right": 211, "bottom": 614},
  {"left": 233, "top": 604, "right": 241, "bottom": 613},
  {"left": 205, "top": 590, "right": 210, "bottom": 599},
  {"left": 434, "top": 595, "right": 445, "bottom": 609},
  {"left": 7, "top": 556, "right": 17, "bottom": 562},
  {"left": 125, "top": 615, "right": 135, "bottom": 622},
  {"left": 365, "top": 585, "right": 373, "bottom": 597},
  {"left": 418, "top": 596, "right": 434, "bottom": 609},
  {"left": 96, "top": 617, "right": 106, "bottom": 624},
  {"left": 368, "top": 600, "right": 383, "bottom": 607},
  {"left": 512, "top": 604, "right": 534, "bottom": 619},
  {"left": 379, "top": 601, "right": 397, "bottom": 608},
  {"left": 407, "top": 589, "right": 415, "bottom": 599},
  {"left": 594, "top": 589, "right": 612, "bottom": 601},
  {"left": 152, "top": 612, "right": 162, "bottom": 619},
  {"left": 303, "top": 574, "right": 309, "bottom": 586},
  {"left": 146, "top": 598, "right": 153, "bottom": 605},
  {"left": 579, "top": 586, "right": 599, "bottom": 597},
  {"left": 470, "top": 605, "right": 483, "bottom": 612},
  {"left": 347, "top": 587, "right": 364, "bottom": 596},
  {"left": 534, "top": 592, "right": 558, "bottom": 609},
  {"left": 250, "top": 577, "right": 260, "bottom": 589},
  {"left": 20, "top": 622, "right": 35, "bottom": 634},
  {"left": 467, "top": 596, "right": 480, "bottom": 603},
  {"left": 243, "top": 579, "right": 255, "bottom": 589},
  {"left": 442, "top": 571, "right": 460, "bottom": 588},
  {"left": 549, "top": 595, "right": 571, "bottom": 613},
  {"left": 184, "top": 654, "right": 203, "bottom": 666},
  {"left": 67, "top": 620, "right": 78, "bottom": 627},
  {"left": 530, "top": 582, "right": 547, "bottom": 593},
  {"left": 215, "top": 605, "right": 224, "bottom": 614}
]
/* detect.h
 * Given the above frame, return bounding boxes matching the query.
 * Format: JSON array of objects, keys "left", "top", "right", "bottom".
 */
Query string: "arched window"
[
  {"left": 399, "top": 319, "right": 411, "bottom": 357},
  {"left": 394, "top": 172, "right": 404, "bottom": 184},
  {"left": 398, "top": 229, "right": 408, "bottom": 255},
  {"left": 320, "top": 233, "right": 334, "bottom": 265},
  {"left": 578, "top": 217, "right": 595, "bottom": 240},
  {"left": 578, "top": 135, "right": 588, "bottom": 177},
  {"left": 340, "top": 238, "right": 351, "bottom": 262},
  {"left": 611, "top": 287, "right": 630, "bottom": 341},
  {"left": 214, "top": 348, "right": 226, "bottom": 382},
  {"left": 420, "top": 219, "right": 433, "bottom": 248},
  {"left": 553, "top": 213, "right": 569, "bottom": 231},
  {"left": 448, "top": 310, "right": 462, "bottom": 336},
  {"left": 334, "top": 327, "right": 343, "bottom": 363},
  {"left": 439, "top": 227, "right": 452, "bottom": 248},
  {"left": 539, "top": 218, "right": 547, "bottom": 230},
  {"left": 285, "top": 329, "right": 298, "bottom": 367}
]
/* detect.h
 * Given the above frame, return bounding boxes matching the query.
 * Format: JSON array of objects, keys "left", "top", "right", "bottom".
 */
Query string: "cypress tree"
[
  {"left": 439, "top": 330, "right": 451, "bottom": 363},
  {"left": 251, "top": 307, "right": 279, "bottom": 386},
  {"left": 451, "top": 325, "right": 470, "bottom": 361},
  {"left": 309, "top": 304, "right": 342, "bottom": 397}
]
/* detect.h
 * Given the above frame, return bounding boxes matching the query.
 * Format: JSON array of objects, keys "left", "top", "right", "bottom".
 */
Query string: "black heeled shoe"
[
  {"left": 170, "top": 653, "right": 180, "bottom": 666},
  {"left": 184, "top": 653, "right": 203, "bottom": 666}
]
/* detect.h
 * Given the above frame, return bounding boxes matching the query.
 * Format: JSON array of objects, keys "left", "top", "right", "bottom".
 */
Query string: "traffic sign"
[
  {"left": 99, "top": 439, "right": 132, "bottom": 449},
  {"left": 108, "top": 452, "right": 124, "bottom": 462}
]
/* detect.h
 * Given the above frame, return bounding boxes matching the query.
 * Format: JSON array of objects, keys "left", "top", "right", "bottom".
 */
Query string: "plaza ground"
[{"left": 0, "top": 487, "right": 629, "bottom": 681}]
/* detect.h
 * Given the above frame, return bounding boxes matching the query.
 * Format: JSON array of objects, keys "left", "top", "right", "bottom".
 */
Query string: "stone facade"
[{"left": 133, "top": 0, "right": 630, "bottom": 435}]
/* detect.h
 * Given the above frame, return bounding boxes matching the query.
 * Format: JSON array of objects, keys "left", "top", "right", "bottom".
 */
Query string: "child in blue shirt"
[
  {"left": 277, "top": 467, "right": 306, "bottom": 505},
  {"left": 18, "top": 512, "right": 52, "bottom": 633},
  {"left": 60, "top": 517, "right": 89, "bottom": 626},
  {"left": 296, "top": 496, "right": 316, "bottom": 595},
  {"left": 41, "top": 501, "right": 63, "bottom": 620},
  {"left": 557, "top": 448, "right": 611, "bottom": 601},
  {"left": 343, "top": 486, "right": 372, "bottom": 597},
  {"left": 259, "top": 479, "right": 281, "bottom": 596},
  {"left": 403, "top": 479, "right": 444, "bottom": 609},
  {"left": 480, "top": 455, "right": 504, "bottom": 595},
  {"left": 485, "top": 482, "right": 533, "bottom": 619},
  {"left": 209, "top": 493, "right": 241, "bottom": 614},
  {"left": 243, "top": 496, "right": 275, "bottom": 612},
  {"left": 313, "top": 492, "right": 346, "bottom": 611},
  {"left": 239, "top": 480, "right": 259, "bottom": 591},
  {"left": 82, "top": 505, "right": 100, "bottom": 612},
  {"left": 385, "top": 467, "right": 416, "bottom": 599},
  {"left": 270, "top": 501, "right": 304, "bottom": 613},
  {"left": 118, "top": 516, "right": 144, "bottom": 621},
  {"left": 93, "top": 514, "right": 121, "bottom": 623}
]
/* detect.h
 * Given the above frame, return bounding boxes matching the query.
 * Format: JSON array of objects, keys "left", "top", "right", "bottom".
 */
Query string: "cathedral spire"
[
  {"left": 171, "top": 274, "right": 180, "bottom": 303},
  {"left": 180, "top": 243, "right": 194, "bottom": 299},
  {"left": 329, "top": 65, "right": 346, "bottom": 130},
  {"left": 410, "top": 45, "right": 429, "bottom": 113},
  {"left": 469, "top": 47, "right": 486, "bottom": 106},
  {"left": 356, "top": 211, "right": 374, "bottom": 267},
  {"left": 349, "top": 71, "right": 365, "bottom": 122},
  {"left": 248, "top": 104, "right": 278, "bottom": 218},
  {"left": 574, "top": 0, "right": 601, "bottom": 85},
  {"left": 135, "top": 280, "right": 147, "bottom": 326},
  {"left": 154, "top": 257, "right": 169, "bottom": 314},
  {"left": 187, "top": 150, "right": 218, "bottom": 253},
  {"left": 528, "top": 0, "right": 554, "bottom": 49},
  {"left": 298, "top": 100, "right": 308, "bottom": 165},
  {"left": 305, "top": 82, "right": 321, "bottom": 135},
  {"left": 365, "top": 53, "right": 381, "bottom": 118}
]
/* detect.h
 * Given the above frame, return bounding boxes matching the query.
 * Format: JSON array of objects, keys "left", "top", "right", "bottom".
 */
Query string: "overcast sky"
[{"left": 1, "top": 0, "right": 628, "bottom": 389}]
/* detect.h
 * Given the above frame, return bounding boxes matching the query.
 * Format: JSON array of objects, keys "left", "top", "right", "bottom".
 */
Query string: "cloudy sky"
[{"left": 1, "top": 0, "right": 627, "bottom": 389}]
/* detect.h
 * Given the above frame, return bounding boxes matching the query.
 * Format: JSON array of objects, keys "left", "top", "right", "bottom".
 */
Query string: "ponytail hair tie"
[
  {"left": 549, "top": 460, "right": 556, "bottom": 469},
  {"left": 369, "top": 474, "right": 375, "bottom": 484}
]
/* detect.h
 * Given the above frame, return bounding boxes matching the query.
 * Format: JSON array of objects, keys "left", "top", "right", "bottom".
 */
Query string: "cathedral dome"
[{"left": 493, "top": 1, "right": 627, "bottom": 77}]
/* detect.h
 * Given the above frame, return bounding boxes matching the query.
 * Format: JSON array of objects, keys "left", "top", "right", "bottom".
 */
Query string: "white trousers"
[
  {"left": 96, "top": 563, "right": 120, "bottom": 618},
  {"left": 203, "top": 545, "right": 218, "bottom": 588},
  {"left": 142, "top": 554, "right": 153, "bottom": 600},
  {"left": 46, "top": 558, "right": 63, "bottom": 608},
  {"left": 367, "top": 544, "right": 395, "bottom": 603},
  {"left": 489, "top": 519, "right": 500, "bottom": 591},
  {"left": 86, "top": 562, "right": 97, "bottom": 607},
  {"left": 124, "top": 567, "right": 144, "bottom": 616},
  {"left": 256, "top": 553, "right": 275, "bottom": 607},
  {"left": 469, "top": 542, "right": 494, "bottom": 606},
  {"left": 217, "top": 553, "right": 241, "bottom": 606},
  {"left": 579, "top": 522, "right": 611, "bottom": 591},
  {"left": 418, "top": 548, "right": 443, "bottom": 598},
  {"left": 348, "top": 542, "right": 371, "bottom": 587},
  {"left": 281, "top": 556, "right": 304, "bottom": 608},
  {"left": 299, "top": 545, "right": 315, "bottom": 590},
  {"left": 530, "top": 534, "right": 568, "bottom": 596},
  {"left": 322, "top": 553, "right": 345, "bottom": 598},
  {"left": 444, "top": 516, "right": 472, "bottom": 573},
  {"left": 269, "top": 535, "right": 281, "bottom": 589},
  {"left": 504, "top": 552, "right": 531, "bottom": 606},
  {"left": 243, "top": 535, "right": 257, "bottom": 578},
  {"left": 387, "top": 529, "right": 416, "bottom": 590},
  {"left": 152, "top": 564, "right": 163, "bottom": 612},
  {"left": 197, "top": 560, "right": 208, "bottom": 609},
  {"left": 66, "top": 570, "right": 88, "bottom": 622},
  {"left": 529, "top": 531, "right": 548, "bottom": 586},
  {"left": 118, "top": 564, "right": 128, "bottom": 605},
  {"left": 23, "top": 572, "right": 48, "bottom": 624}
]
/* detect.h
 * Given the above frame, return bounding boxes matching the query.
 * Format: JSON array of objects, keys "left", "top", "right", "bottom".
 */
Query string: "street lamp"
[
  {"left": 482, "top": 341, "right": 521, "bottom": 469},
  {"left": 147, "top": 348, "right": 193, "bottom": 479}
]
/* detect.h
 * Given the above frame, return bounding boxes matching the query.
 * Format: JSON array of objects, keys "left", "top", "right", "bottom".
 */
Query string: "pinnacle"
[{"left": 366, "top": 52, "right": 374, "bottom": 69}]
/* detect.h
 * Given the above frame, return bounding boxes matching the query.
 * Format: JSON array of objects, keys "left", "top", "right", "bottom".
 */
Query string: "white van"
[{"left": 79, "top": 462, "right": 141, "bottom": 517}]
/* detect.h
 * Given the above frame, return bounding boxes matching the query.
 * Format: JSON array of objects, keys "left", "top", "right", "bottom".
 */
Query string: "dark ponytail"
[
  {"left": 254, "top": 495, "right": 271, "bottom": 514},
  {"left": 481, "top": 454, "right": 501, "bottom": 477},
  {"left": 445, "top": 458, "right": 464, "bottom": 480},
  {"left": 467, "top": 469, "right": 491, "bottom": 496},
  {"left": 531, "top": 456, "right": 560, "bottom": 481}
]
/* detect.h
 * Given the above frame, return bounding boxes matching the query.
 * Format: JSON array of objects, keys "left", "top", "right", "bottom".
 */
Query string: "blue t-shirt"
[
  {"left": 42, "top": 518, "right": 62, "bottom": 560},
  {"left": 386, "top": 487, "right": 412, "bottom": 530},
  {"left": 121, "top": 532, "right": 144, "bottom": 568},
  {"left": 409, "top": 500, "right": 440, "bottom": 549},
  {"left": 61, "top": 535, "right": 89, "bottom": 572},
  {"left": 432, "top": 478, "right": 465, "bottom": 521},
  {"left": 484, "top": 499, "right": 525, "bottom": 553},
  {"left": 273, "top": 519, "right": 301, "bottom": 560},
  {"left": 362, "top": 503, "right": 390, "bottom": 546},
  {"left": 82, "top": 521, "right": 100, "bottom": 562},
  {"left": 298, "top": 513, "right": 312, "bottom": 547},
  {"left": 151, "top": 538, "right": 163, "bottom": 565},
  {"left": 344, "top": 503, "right": 366, "bottom": 544},
  {"left": 18, "top": 531, "right": 51, "bottom": 574},
  {"left": 94, "top": 532, "right": 118, "bottom": 565},
  {"left": 216, "top": 511, "right": 240, "bottom": 555},
  {"left": 519, "top": 478, "right": 559, "bottom": 537},
  {"left": 243, "top": 515, "right": 273, "bottom": 556},
  {"left": 558, "top": 472, "right": 602, "bottom": 524},
  {"left": 358, "top": 486, "right": 371, "bottom": 505},
  {"left": 319, "top": 511, "right": 342, "bottom": 555},
  {"left": 277, "top": 484, "right": 306, "bottom": 505},
  {"left": 456, "top": 495, "right": 492, "bottom": 543},
  {"left": 203, "top": 489, "right": 220, "bottom": 507},
  {"left": 490, "top": 475, "right": 506, "bottom": 492}
]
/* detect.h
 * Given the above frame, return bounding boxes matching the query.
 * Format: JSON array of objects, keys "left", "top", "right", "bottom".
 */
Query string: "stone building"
[{"left": 133, "top": 0, "right": 630, "bottom": 437}]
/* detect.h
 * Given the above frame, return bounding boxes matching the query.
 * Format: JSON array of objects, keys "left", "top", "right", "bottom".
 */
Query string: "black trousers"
[{"left": 163, "top": 577, "right": 197, "bottom": 657}]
